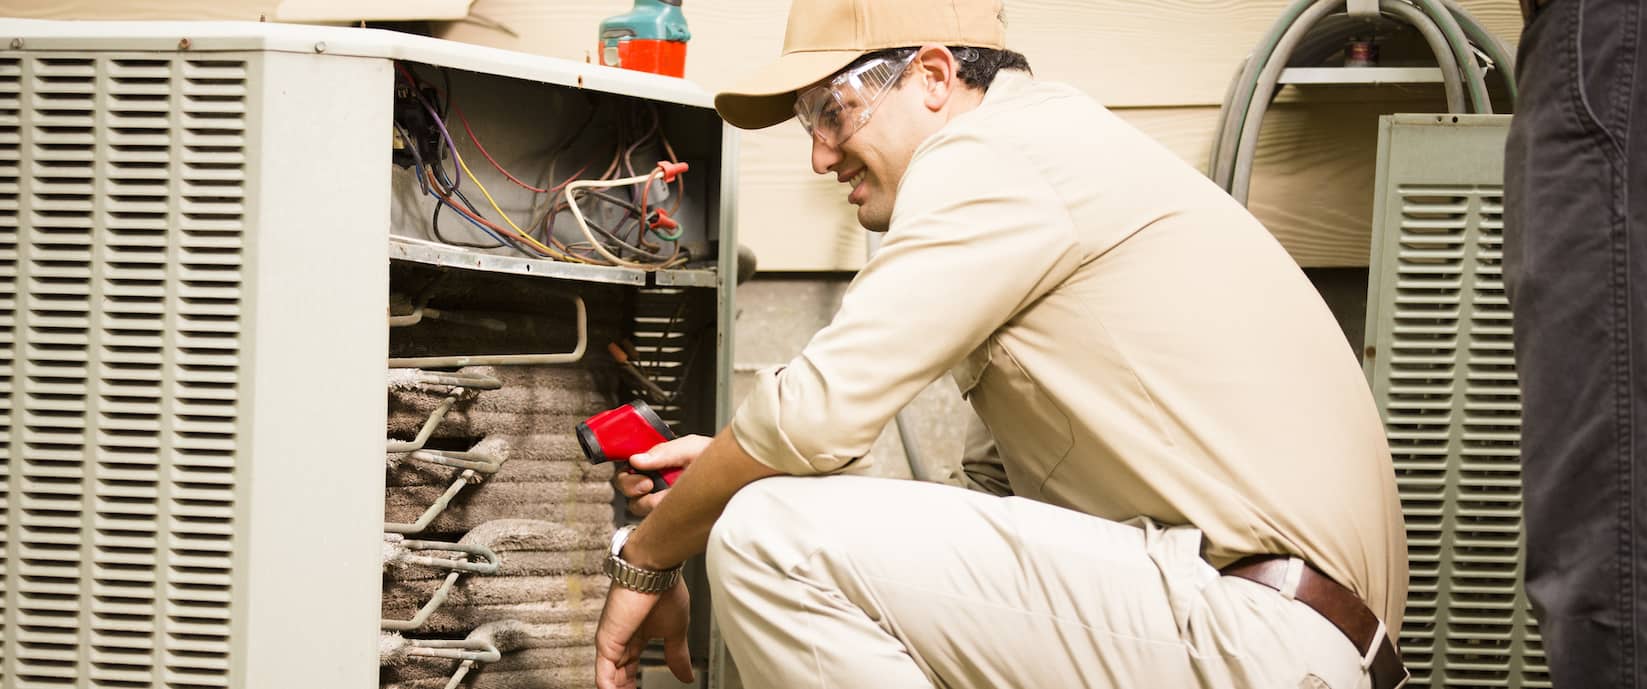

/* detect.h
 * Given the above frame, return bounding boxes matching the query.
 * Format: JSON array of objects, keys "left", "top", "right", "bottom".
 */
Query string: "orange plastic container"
[{"left": 600, "top": 38, "right": 688, "bottom": 78}]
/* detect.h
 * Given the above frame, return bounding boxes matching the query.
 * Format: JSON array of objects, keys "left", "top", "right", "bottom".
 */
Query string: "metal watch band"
[
  {"left": 604, "top": 525, "right": 682, "bottom": 594},
  {"left": 603, "top": 552, "right": 682, "bottom": 593}
]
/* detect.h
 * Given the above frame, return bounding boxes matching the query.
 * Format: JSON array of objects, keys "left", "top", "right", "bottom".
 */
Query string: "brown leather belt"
[{"left": 1222, "top": 556, "right": 1410, "bottom": 689}]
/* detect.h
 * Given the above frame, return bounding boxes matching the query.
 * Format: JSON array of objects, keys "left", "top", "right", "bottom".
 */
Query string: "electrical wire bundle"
[
  {"left": 392, "top": 62, "right": 692, "bottom": 270},
  {"left": 1208, "top": 0, "right": 1517, "bottom": 205}
]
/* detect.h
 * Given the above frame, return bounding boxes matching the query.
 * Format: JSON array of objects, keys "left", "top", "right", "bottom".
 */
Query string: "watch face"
[{"left": 611, "top": 524, "right": 636, "bottom": 557}]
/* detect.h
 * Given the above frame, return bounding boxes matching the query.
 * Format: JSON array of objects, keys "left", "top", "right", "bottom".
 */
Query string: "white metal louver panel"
[
  {"left": 1363, "top": 115, "right": 1550, "bottom": 689},
  {"left": 0, "top": 53, "right": 17, "bottom": 689},
  {"left": 0, "top": 25, "right": 392, "bottom": 687},
  {"left": 1, "top": 53, "right": 244, "bottom": 689}
]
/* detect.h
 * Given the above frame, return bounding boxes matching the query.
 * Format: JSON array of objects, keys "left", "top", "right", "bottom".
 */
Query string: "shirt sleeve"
[{"left": 731, "top": 130, "right": 1083, "bottom": 475}]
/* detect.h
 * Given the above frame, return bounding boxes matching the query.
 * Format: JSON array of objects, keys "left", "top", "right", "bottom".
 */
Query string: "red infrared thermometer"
[{"left": 576, "top": 400, "right": 684, "bottom": 493}]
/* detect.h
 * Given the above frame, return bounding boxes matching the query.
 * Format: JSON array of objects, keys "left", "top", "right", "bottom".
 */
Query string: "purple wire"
[
  {"left": 397, "top": 67, "right": 462, "bottom": 181},
  {"left": 419, "top": 97, "right": 461, "bottom": 178}
]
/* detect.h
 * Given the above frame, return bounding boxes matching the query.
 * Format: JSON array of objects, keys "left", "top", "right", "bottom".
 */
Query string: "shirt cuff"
[{"left": 730, "top": 365, "right": 860, "bottom": 476}]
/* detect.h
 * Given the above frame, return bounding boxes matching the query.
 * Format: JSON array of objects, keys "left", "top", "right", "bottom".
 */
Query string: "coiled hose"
[{"left": 1208, "top": 0, "right": 1515, "bottom": 204}]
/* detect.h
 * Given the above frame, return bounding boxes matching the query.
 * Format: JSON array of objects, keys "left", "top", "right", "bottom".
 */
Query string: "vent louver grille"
[
  {"left": 1384, "top": 187, "right": 1547, "bottom": 687},
  {"left": 2, "top": 55, "right": 247, "bottom": 689},
  {"left": 1368, "top": 127, "right": 1552, "bottom": 685},
  {"left": 0, "top": 53, "right": 18, "bottom": 689},
  {"left": 631, "top": 287, "right": 694, "bottom": 426}
]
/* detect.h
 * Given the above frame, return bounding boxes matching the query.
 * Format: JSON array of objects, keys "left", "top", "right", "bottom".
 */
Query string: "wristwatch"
[{"left": 604, "top": 525, "right": 682, "bottom": 593}]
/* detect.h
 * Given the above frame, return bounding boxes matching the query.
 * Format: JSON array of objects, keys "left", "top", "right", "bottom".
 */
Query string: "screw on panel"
[
  {"left": 9, "top": 39, "right": 21, "bottom": 49},
  {"left": 315, "top": 41, "right": 327, "bottom": 53},
  {"left": 178, "top": 38, "right": 192, "bottom": 50}
]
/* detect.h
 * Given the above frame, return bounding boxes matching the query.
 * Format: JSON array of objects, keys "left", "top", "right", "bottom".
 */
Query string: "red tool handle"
[
  {"left": 576, "top": 400, "right": 682, "bottom": 494},
  {"left": 633, "top": 466, "right": 684, "bottom": 492}
]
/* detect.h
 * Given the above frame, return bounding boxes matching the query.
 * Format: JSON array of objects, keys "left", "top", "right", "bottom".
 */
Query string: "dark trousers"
[{"left": 1505, "top": 1, "right": 1647, "bottom": 687}]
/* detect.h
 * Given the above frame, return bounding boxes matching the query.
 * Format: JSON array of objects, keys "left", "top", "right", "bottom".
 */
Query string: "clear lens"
[{"left": 795, "top": 50, "right": 916, "bottom": 147}]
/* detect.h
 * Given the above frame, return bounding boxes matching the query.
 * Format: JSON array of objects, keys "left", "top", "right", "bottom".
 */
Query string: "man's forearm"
[{"left": 622, "top": 427, "right": 782, "bottom": 571}]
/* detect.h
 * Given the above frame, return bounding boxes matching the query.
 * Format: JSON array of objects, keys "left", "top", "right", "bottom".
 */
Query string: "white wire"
[{"left": 562, "top": 171, "right": 665, "bottom": 268}]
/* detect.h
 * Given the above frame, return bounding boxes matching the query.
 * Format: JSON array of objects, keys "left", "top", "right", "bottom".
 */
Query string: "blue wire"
[{"left": 411, "top": 153, "right": 529, "bottom": 252}]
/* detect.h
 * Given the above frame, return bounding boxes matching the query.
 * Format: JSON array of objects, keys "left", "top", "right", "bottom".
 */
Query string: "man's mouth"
[{"left": 844, "top": 170, "right": 867, "bottom": 204}]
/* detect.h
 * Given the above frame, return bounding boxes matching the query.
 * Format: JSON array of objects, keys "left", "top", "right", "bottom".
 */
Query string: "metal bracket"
[{"left": 1347, "top": 0, "right": 1379, "bottom": 17}]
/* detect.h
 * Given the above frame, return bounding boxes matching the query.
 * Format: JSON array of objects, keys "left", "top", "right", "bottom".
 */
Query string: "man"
[
  {"left": 1505, "top": 0, "right": 1647, "bottom": 687},
  {"left": 592, "top": 1, "right": 1409, "bottom": 688}
]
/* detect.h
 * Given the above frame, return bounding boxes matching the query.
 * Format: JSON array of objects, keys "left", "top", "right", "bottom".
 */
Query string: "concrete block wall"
[{"left": 731, "top": 276, "right": 976, "bottom": 485}]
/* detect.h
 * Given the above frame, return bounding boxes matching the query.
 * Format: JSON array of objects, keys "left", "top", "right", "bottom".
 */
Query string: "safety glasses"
[{"left": 794, "top": 49, "right": 917, "bottom": 147}]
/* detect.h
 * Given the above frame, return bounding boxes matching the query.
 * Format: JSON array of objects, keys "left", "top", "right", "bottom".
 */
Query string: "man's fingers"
[
  {"left": 629, "top": 434, "right": 713, "bottom": 471},
  {"left": 664, "top": 636, "right": 695, "bottom": 684},
  {"left": 614, "top": 472, "right": 652, "bottom": 498},
  {"left": 595, "top": 656, "right": 628, "bottom": 689},
  {"left": 626, "top": 491, "right": 664, "bottom": 518}
]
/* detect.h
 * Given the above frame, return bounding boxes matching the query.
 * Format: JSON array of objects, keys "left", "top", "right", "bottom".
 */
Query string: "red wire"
[
  {"left": 638, "top": 167, "right": 662, "bottom": 228},
  {"left": 457, "top": 106, "right": 551, "bottom": 193},
  {"left": 455, "top": 106, "right": 590, "bottom": 195}
]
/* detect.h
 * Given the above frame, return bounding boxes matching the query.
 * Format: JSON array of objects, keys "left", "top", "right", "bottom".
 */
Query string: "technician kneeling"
[{"left": 592, "top": 1, "right": 1409, "bottom": 688}]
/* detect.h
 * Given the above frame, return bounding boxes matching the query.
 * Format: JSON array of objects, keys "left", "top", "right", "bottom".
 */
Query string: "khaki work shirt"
[{"left": 730, "top": 71, "right": 1408, "bottom": 628}]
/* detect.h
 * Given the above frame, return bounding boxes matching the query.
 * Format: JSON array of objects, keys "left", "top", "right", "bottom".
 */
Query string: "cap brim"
[{"left": 714, "top": 50, "right": 868, "bottom": 130}]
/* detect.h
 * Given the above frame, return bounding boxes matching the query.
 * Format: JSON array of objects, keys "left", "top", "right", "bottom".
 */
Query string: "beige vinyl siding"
[{"left": 3, "top": 0, "right": 1524, "bottom": 268}]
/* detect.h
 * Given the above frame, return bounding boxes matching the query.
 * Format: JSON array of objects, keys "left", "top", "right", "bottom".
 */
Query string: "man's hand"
[
  {"left": 614, "top": 434, "right": 712, "bottom": 517},
  {"left": 594, "top": 580, "right": 693, "bottom": 689}
]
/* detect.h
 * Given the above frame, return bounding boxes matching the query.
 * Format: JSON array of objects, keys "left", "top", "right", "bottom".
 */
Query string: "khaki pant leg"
[{"left": 706, "top": 475, "right": 1370, "bottom": 689}]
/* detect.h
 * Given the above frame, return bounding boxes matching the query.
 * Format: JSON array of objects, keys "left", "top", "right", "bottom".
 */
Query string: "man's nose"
[{"left": 811, "top": 134, "right": 841, "bottom": 175}]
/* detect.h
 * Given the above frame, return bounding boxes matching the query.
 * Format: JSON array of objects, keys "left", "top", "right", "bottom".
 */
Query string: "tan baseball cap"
[{"left": 714, "top": 0, "right": 1007, "bottom": 130}]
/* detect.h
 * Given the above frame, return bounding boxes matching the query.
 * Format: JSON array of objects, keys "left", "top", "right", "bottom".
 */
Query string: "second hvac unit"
[{"left": 1363, "top": 113, "right": 1549, "bottom": 689}]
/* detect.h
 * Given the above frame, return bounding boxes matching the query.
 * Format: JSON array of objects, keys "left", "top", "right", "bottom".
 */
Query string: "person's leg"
[
  {"left": 705, "top": 475, "right": 1365, "bottom": 689},
  {"left": 1505, "top": 0, "right": 1647, "bottom": 686}
]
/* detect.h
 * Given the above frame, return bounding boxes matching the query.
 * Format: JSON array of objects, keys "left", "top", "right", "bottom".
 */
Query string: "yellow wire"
[{"left": 453, "top": 147, "right": 588, "bottom": 263}]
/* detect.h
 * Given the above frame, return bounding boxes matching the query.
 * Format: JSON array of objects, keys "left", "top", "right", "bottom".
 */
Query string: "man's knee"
[{"left": 706, "top": 476, "right": 821, "bottom": 583}]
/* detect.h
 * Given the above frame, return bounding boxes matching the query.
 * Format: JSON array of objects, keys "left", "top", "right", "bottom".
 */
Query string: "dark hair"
[
  {"left": 843, "top": 46, "right": 1033, "bottom": 91},
  {"left": 949, "top": 47, "right": 1033, "bottom": 89}
]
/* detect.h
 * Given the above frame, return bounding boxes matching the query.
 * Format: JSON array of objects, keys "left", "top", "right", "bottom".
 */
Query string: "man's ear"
[{"left": 913, "top": 44, "right": 959, "bottom": 112}]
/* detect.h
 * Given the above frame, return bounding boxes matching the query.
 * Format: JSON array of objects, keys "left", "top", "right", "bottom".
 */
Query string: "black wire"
[
  {"left": 431, "top": 198, "right": 502, "bottom": 249},
  {"left": 395, "top": 121, "right": 490, "bottom": 249},
  {"left": 583, "top": 189, "right": 646, "bottom": 216},
  {"left": 426, "top": 153, "right": 512, "bottom": 250},
  {"left": 583, "top": 214, "right": 678, "bottom": 261},
  {"left": 532, "top": 97, "right": 618, "bottom": 249},
  {"left": 439, "top": 67, "right": 452, "bottom": 119},
  {"left": 430, "top": 158, "right": 485, "bottom": 217},
  {"left": 401, "top": 63, "right": 460, "bottom": 192}
]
